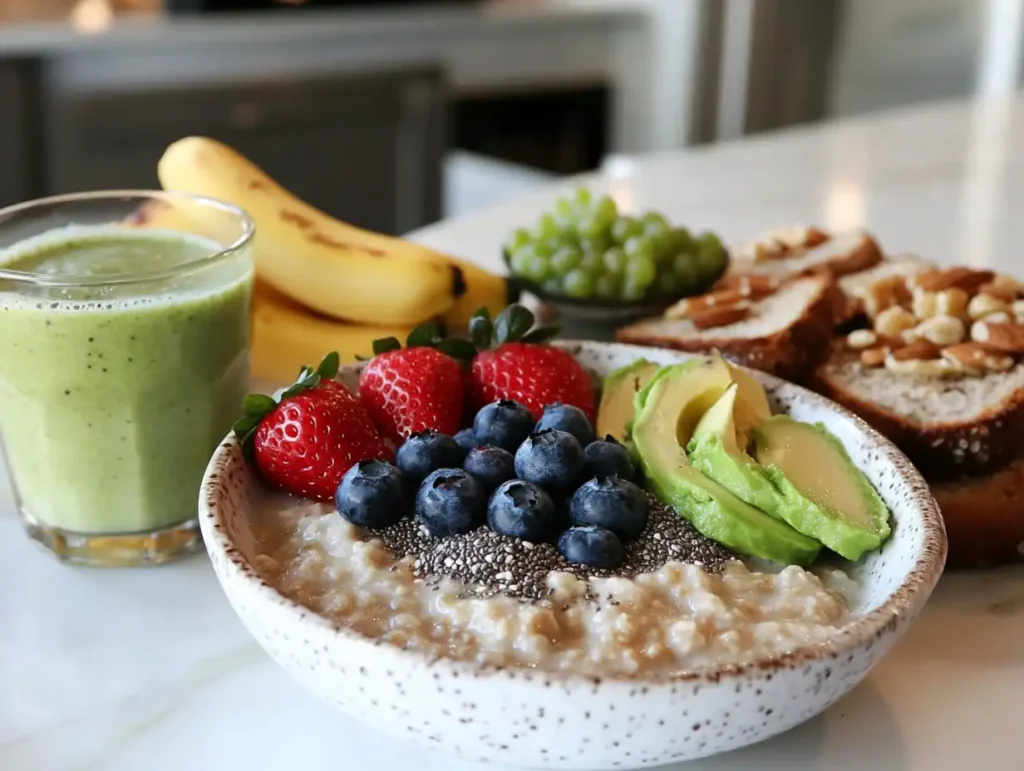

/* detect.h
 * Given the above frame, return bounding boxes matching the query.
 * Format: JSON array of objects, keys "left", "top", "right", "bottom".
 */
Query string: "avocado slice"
[
  {"left": 596, "top": 358, "right": 659, "bottom": 442},
  {"left": 751, "top": 416, "right": 891, "bottom": 559},
  {"left": 688, "top": 386, "right": 877, "bottom": 561},
  {"left": 632, "top": 359, "right": 820, "bottom": 566}
]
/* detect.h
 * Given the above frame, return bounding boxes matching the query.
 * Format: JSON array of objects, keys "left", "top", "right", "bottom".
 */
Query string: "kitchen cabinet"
[{"left": 43, "top": 66, "right": 445, "bottom": 234}]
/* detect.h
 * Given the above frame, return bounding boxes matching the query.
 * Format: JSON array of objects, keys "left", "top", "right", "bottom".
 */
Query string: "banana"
[
  {"left": 251, "top": 281, "right": 414, "bottom": 385},
  {"left": 439, "top": 254, "right": 513, "bottom": 330},
  {"left": 157, "top": 136, "right": 459, "bottom": 326}
]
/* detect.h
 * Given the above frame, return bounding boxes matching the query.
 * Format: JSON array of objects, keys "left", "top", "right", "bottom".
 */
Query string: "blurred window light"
[
  {"left": 71, "top": 0, "right": 114, "bottom": 33},
  {"left": 824, "top": 180, "right": 866, "bottom": 232}
]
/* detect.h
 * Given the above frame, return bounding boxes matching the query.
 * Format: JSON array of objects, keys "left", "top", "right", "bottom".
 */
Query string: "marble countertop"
[{"left": 5, "top": 95, "right": 1024, "bottom": 770}]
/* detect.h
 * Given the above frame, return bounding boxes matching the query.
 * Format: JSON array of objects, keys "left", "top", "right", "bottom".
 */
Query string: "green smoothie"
[{"left": 0, "top": 226, "right": 252, "bottom": 535}]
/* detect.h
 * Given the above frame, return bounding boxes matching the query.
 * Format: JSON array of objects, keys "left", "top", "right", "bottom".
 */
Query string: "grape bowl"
[{"left": 502, "top": 187, "right": 730, "bottom": 325}]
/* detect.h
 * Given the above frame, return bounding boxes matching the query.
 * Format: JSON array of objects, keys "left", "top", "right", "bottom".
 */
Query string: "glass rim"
[{"left": 0, "top": 190, "right": 255, "bottom": 288}]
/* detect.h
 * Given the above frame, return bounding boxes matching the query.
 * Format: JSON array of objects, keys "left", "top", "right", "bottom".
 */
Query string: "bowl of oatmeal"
[{"left": 199, "top": 341, "right": 945, "bottom": 769}]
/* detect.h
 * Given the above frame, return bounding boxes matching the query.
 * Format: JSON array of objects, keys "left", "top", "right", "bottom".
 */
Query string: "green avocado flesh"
[
  {"left": 631, "top": 358, "right": 820, "bottom": 566},
  {"left": 751, "top": 416, "right": 891, "bottom": 560},
  {"left": 596, "top": 358, "right": 659, "bottom": 442}
]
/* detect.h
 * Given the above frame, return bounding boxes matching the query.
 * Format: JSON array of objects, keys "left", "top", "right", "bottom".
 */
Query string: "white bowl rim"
[{"left": 199, "top": 341, "right": 947, "bottom": 686}]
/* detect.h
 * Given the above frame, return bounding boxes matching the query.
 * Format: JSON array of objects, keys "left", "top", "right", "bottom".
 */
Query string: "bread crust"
[
  {"left": 617, "top": 279, "right": 840, "bottom": 384},
  {"left": 814, "top": 349, "right": 1024, "bottom": 478},
  {"left": 734, "top": 231, "right": 884, "bottom": 283},
  {"left": 931, "top": 458, "right": 1024, "bottom": 568}
]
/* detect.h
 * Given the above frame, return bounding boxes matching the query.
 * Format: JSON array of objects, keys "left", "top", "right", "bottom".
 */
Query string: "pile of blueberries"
[{"left": 335, "top": 399, "right": 650, "bottom": 569}]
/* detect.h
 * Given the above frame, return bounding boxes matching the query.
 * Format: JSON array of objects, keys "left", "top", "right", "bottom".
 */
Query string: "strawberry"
[
  {"left": 464, "top": 305, "right": 595, "bottom": 420},
  {"left": 233, "top": 353, "right": 391, "bottom": 501},
  {"left": 358, "top": 322, "right": 471, "bottom": 443}
]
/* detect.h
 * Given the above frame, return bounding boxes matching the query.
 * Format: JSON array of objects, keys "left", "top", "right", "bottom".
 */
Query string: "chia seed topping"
[{"left": 367, "top": 493, "right": 735, "bottom": 601}]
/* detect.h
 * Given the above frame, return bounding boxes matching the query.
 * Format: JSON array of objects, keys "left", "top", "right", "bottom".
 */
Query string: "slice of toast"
[
  {"left": 814, "top": 348, "right": 1024, "bottom": 477},
  {"left": 932, "top": 456, "right": 1024, "bottom": 568},
  {"left": 725, "top": 229, "right": 884, "bottom": 284},
  {"left": 616, "top": 275, "right": 839, "bottom": 383}
]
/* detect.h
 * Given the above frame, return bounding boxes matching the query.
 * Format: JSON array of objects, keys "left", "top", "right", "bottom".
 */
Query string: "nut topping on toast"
[
  {"left": 971, "top": 321, "right": 1024, "bottom": 354},
  {"left": 909, "top": 267, "right": 995, "bottom": 294},
  {"left": 731, "top": 226, "right": 829, "bottom": 264},
  {"left": 889, "top": 339, "right": 942, "bottom": 361},
  {"left": 689, "top": 303, "right": 753, "bottom": 330}
]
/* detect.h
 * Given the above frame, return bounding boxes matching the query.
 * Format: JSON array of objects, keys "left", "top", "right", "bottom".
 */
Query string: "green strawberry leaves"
[{"left": 233, "top": 350, "right": 341, "bottom": 455}]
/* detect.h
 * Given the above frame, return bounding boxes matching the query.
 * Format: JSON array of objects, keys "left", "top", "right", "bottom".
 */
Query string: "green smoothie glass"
[{"left": 0, "top": 191, "right": 254, "bottom": 566}]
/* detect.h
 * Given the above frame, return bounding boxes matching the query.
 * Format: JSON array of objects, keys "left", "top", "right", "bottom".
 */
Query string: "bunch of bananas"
[{"left": 152, "top": 136, "right": 509, "bottom": 384}]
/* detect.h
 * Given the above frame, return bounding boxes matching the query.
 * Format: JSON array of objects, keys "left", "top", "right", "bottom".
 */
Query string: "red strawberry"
[
  {"left": 358, "top": 324, "right": 468, "bottom": 443},
  {"left": 234, "top": 353, "right": 391, "bottom": 501},
  {"left": 464, "top": 305, "right": 595, "bottom": 420}
]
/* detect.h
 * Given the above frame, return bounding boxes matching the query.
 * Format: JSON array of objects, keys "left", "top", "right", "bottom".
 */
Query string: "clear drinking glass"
[{"left": 0, "top": 191, "right": 254, "bottom": 566}]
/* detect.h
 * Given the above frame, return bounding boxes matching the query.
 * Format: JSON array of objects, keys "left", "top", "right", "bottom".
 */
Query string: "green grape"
[
  {"left": 581, "top": 233, "right": 612, "bottom": 257},
  {"left": 621, "top": 278, "right": 647, "bottom": 301},
  {"left": 536, "top": 212, "right": 560, "bottom": 239},
  {"left": 564, "top": 269, "right": 596, "bottom": 299},
  {"left": 611, "top": 216, "right": 643, "bottom": 244},
  {"left": 551, "top": 246, "right": 583, "bottom": 275},
  {"left": 553, "top": 197, "right": 576, "bottom": 223},
  {"left": 695, "top": 232, "right": 727, "bottom": 281},
  {"left": 508, "top": 245, "right": 536, "bottom": 276},
  {"left": 542, "top": 277, "right": 565, "bottom": 295},
  {"left": 672, "top": 253, "right": 703, "bottom": 294},
  {"left": 641, "top": 211, "right": 669, "bottom": 231},
  {"left": 594, "top": 195, "right": 618, "bottom": 224},
  {"left": 623, "top": 236, "right": 655, "bottom": 264},
  {"left": 579, "top": 214, "right": 611, "bottom": 242},
  {"left": 533, "top": 239, "right": 555, "bottom": 260},
  {"left": 603, "top": 247, "right": 629, "bottom": 275},
  {"left": 579, "top": 250, "right": 604, "bottom": 277},
  {"left": 522, "top": 252, "right": 551, "bottom": 283},
  {"left": 650, "top": 232, "right": 676, "bottom": 267},
  {"left": 506, "top": 227, "right": 532, "bottom": 253},
  {"left": 595, "top": 273, "right": 620, "bottom": 300},
  {"left": 573, "top": 186, "right": 593, "bottom": 209},
  {"left": 667, "top": 226, "right": 693, "bottom": 254},
  {"left": 625, "top": 255, "right": 657, "bottom": 289}
]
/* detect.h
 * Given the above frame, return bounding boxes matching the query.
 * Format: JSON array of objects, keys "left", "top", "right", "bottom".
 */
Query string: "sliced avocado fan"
[
  {"left": 751, "top": 416, "right": 891, "bottom": 559},
  {"left": 631, "top": 358, "right": 820, "bottom": 566}
]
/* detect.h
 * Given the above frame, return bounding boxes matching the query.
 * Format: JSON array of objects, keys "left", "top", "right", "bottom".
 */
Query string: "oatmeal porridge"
[{"left": 251, "top": 489, "right": 855, "bottom": 677}]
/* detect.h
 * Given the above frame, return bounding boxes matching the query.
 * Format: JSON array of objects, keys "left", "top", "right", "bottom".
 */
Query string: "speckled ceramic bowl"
[{"left": 199, "top": 341, "right": 946, "bottom": 770}]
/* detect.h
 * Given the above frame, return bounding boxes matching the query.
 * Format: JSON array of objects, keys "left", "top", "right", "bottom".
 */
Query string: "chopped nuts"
[
  {"left": 863, "top": 275, "right": 910, "bottom": 319},
  {"left": 1012, "top": 299, "right": 1024, "bottom": 321},
  {"left": 910, "top": 267, "right": 995, "bottom": 294},
  {"left": 846, "top": 329, "right": 877, "bottom": 350},
  {"left": 884, "top": 354, "right": 959, "bottom": 377},
  {"left": 911, "top": 288, "right": 939, "bottom": 320},
  {"left": 970, "top": 321, "right": 1024, "bottom": 354},
  {"left": 915, "top": 314, "right": 966, "bottom": 346},
  {"left": 942, "top": 342, "right": 989, "bottom": 374},
  {"left": 967, "top": 292, "right": 1010, "bottom": 320},
  {"left": 936, "top": 288, "right": 969, "bottom": 319},
  {"left": 984, "top": 311, "right": 1012, "bottom": 325},
  {"left": 860, "top": 347, "right": 888, "bottom": 367},
  {"left": 689, "top": 303, "right": 752, "bottom": 330},
  {"left": 889, "top": 339, "right": 942, "bottom": 361},
  {"left": 977, "top": 282, "right": 1016, "bottom": 304},
  {"left": 874, "top": 306, "right": 918, "bottom": 338}
]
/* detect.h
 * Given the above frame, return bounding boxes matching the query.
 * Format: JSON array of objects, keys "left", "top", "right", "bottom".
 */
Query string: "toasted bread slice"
[
  {"left": 835, "top": 253, "right": 938, "bottom": 323},
  {"left": 725, "top": 229, "right": 883, "bottom": 284},
  {"left": 814, "top": 348, "right": 1024, "bottom": 477},
  {"left": 616, "top": 275, "right": 839, "bottom": 383},
  {"left": 932, "top": 456, "right": 1024, "bottom": 568}
]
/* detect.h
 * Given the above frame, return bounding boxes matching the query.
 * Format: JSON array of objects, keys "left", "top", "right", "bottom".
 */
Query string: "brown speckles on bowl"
[{"left": 198, "top": 341, "right": 946, "bottom": 770}]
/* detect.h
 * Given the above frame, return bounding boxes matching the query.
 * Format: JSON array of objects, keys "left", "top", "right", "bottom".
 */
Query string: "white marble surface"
[{"left": 5, "top": 95, "right": 1024, "bottom": 770}]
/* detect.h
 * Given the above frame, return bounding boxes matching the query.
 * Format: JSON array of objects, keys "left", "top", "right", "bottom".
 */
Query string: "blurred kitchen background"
[{"left": 0, "top": 0, "right": 1020, "bottom": 232}]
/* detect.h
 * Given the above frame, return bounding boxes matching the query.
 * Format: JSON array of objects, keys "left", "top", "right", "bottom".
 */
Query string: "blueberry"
[
  {"left": 535, "top": 403, "right": 595, "bottom": 447},
  {"left": 583, "top": 435, "right": 635, "bottom": 481},
  {"left": 514, "top": 429, "right": 585, "bottom": 493},
  {"left": 463, "top": 445, "right": 516, "bottom": 492},
  {"left": 335, "top": 459, "right": 408, "bottom": 529},
  {"left": 487, "top": 480, "right": 556, "bottom": 541},
  {"left": 415, "top": 468, "right": 487, "bottom": 537},
  {"left": 396, "top": 429, "right": 466, "bottom": 483},
  {"left": 454, "top": 428, "right": 479, "bottom": 452},
  {"left": 473, "top": 399, "right": 534, "bottom": 452},
  {"left": 569, "top": 476, "right": 648, "bottom": 541},
  {"left": 558, "top": 525, "right": 624, "bottom": 569}
]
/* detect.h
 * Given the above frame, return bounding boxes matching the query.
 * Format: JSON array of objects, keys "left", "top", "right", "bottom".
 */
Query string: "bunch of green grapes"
[{"left": 504, "top": 187, "right": 727, "bottom": 302}]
